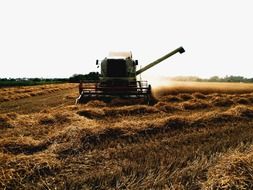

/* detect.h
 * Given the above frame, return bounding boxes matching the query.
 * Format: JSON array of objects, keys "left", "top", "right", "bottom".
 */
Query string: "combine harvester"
[{"left": 76, "top": 47, "right": 185, "bottom": 104}]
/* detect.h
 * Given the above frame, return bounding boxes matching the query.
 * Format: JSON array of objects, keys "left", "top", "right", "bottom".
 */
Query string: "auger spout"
[{"left": 136, "top": 46, "right": 185, "bottom": 75}]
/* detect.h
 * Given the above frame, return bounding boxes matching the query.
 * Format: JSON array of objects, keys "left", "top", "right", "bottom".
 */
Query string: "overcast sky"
[{"left": 0, "top": 0, "right": 252, "bottom": 78}]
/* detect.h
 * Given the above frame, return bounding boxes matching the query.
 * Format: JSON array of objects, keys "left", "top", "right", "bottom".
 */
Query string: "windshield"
[{"left": 107, "top": 59, "right": 127, "bottom": 77}]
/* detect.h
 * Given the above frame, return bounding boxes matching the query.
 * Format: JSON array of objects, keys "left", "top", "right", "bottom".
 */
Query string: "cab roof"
[{"left": 108, "top": 51, "right": 132, "bottom": 59}]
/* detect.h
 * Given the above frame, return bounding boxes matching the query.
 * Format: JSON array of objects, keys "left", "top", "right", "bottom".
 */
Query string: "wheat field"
[{"left": 1, "top": 82, "right": 253, "bottom": 189}]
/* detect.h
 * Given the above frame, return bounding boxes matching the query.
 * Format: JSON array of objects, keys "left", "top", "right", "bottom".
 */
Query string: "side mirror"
[
  {"left": 135, "top": 60, "right": 138, "bottom": 65},
  {"left": 96, "top": 60, "right": 99, "bottom": 65}
]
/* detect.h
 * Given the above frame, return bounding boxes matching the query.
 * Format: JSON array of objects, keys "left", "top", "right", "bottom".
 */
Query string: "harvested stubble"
[
  {"left": 0, "top": 152, "right": 61, "bottom": 189},
  {"left": 0, "top": 115, "right": 13, "bottom": 129},
  {"left": 1, "top": 82, "right": 253, "bottom": 189},
  {"left": 0, "top": 83, "right": 76, "bottom": 103},
  {"left": 204, "top": 146, "right": 253, "bottom": 190}
]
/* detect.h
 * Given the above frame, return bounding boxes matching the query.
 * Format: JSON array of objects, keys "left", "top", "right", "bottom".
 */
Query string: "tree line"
[
  {"left": 169, "top": 75, "right": 253, "bottom": 83},
  {"left": 1, "top": 73, "right": 252, "bottom": 87},
  {"left": 0, "top": 72, "right": 100, "bottom": 87},
  {"left": 0, "top": 78, "right": 68, "bottom": 87}
]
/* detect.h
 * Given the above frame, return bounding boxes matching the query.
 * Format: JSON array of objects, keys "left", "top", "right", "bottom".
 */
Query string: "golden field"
[
  {"left": 1, "top": 82, "right": 253, "bottom": 189},
  {"left": 0, "top": 83, "right": 76, "bottom": 103}
]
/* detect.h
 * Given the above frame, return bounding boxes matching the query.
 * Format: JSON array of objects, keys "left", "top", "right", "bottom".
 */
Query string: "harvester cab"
[
  {"left": 76, "top": 47, "right": 185, "bottom": 104},
  {"left": 98, "top": 51, "right": 138, "bottom": 87}
]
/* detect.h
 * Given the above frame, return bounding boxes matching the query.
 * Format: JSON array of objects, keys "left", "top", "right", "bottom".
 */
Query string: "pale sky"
[{"left": 0, "top": 0, "right": 252, "bottom": 78}]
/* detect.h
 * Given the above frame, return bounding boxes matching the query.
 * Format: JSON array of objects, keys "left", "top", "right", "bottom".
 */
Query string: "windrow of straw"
[
  {"left": 48, "top": 105, "right": 253, "bottom": 154},
  {"left": 77, "top": 105, "right": 160, "bottom": 119},
  {"left": 157, "top": 92, "right": 253, "bottom": 109},
  {"left": 45, "top": 115, "right": 191, "bottom": 153},
  {"left": 0, "top": 152, "right": 61, "bottom": 189},
  {"left": 38, "top": 112, "right": 71, "bottom": 125},
  {"left": 180, "top": 99, "right": 210, "bottom": 110},
  {"left": 0, "top": 83, "right": 76, "bottom": 102},
  {"left": 0, "top": 137, "right": 50, "bottom": 155},
  {"left": 191, "top": 105, "right": 252, "bottom": 126}
]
